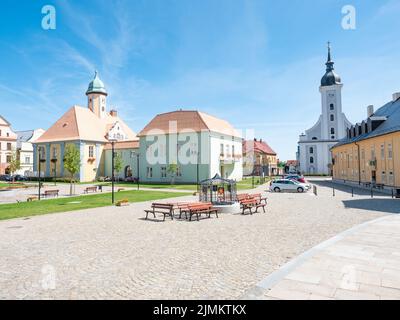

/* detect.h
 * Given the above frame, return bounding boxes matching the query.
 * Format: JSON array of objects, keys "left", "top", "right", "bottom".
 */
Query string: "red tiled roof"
[
  {"left": 286, "top": 160, "right": 299, "bottom": 166},
  {"left": 242, "top": 139, "right": 277, "bottom": 155}
]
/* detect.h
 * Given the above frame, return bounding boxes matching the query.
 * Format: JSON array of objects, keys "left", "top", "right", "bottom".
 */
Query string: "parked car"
[
  {"left": 0, "top": 174, "right": 11, "bottom": 182},
  {"left": 283, "top": 174, "right": 306, "bottom": 183},
  {"left": 12, "top": 174, "right": 28, "bottom": 181},
  {"left": 270, "top": 179, "right": 308, "bottom": 193}
]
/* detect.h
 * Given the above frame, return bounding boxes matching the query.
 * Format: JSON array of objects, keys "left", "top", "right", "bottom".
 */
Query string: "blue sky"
[{"left": 0, "top": 0, "right": 399, "bottom": 160}]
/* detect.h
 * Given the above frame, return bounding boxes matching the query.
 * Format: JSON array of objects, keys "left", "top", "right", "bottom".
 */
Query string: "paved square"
[{"left": 0, "top": 179, "right": 396, "bottom": 299}]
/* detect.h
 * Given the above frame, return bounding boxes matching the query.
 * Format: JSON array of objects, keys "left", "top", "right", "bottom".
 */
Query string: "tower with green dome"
[{"left": 86, "top": 71, "right": 108, "bottom": 118}]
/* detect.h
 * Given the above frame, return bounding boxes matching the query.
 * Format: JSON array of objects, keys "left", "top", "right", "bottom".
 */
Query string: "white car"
[{"left": 270, "top": 179, "right": 308, "bottom": 193}]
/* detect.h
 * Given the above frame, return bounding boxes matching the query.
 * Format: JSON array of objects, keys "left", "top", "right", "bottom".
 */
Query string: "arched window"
[
  {"left": 310, "top": 157, "right": 314, "bottom": 164},
  {"left": 330, "top": 114, "right": 334, "bottom": 121},
  {"left": 312, "top": 137, "right": 318, "bottom": 140},
  {"left": 331, "top": 128, "right": 335, "bottom": 135},
  {"left": 310, "top": 147, "right": 314, "bottom": 154},
  {"left": 330, "top": 104, "right": 334, "bottom": 110}
]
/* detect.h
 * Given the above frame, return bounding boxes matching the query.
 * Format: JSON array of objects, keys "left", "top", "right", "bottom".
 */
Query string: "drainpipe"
[{"left": 355, "top": 142, "right": 361, "bottom": 185}]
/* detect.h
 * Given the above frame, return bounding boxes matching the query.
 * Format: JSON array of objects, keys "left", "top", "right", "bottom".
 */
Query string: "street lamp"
[
  {"left": 37, "top": 146, "right": 45, "bottom": 200},
  {"left": 136, "top": 153, "right": 140, "bottom": 191},
  {"left": 51, "top": 158, "right": 58, "bottom": 186},
  {"left": 109, "top": 139, "right": 117, "bottom": 204}
]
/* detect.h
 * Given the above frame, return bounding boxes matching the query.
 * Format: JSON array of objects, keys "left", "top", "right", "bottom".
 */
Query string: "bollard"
[
  {"left": 352, "top": 188, "right": 354, "bottom": 197},
  {"left": 392, "top": 189, "right": 394, "bottom": 199},
  {"left": 371, "top": 188, "right": 373, "bottom": 198},
  {"left": 333, "top": 187, "right": 335, "bottom": 197}
]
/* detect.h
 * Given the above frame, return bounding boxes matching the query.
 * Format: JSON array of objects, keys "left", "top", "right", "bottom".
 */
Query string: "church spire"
[{"left": 325, "top": 41, "right": 334, "bottom": 72}]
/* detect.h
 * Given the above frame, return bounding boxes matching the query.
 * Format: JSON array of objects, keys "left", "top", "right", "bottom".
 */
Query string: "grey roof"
[
  {"left": 16, "top": 130, "right": 34, "bottom": 142},
  {"left": 321, "top": 44, "right": 341, "bottom": 87},
  {"left": 333, "top": 97, "right": 400, "bottom": 148}
]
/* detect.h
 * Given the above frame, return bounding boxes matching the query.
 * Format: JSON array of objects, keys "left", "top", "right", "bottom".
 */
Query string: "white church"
[{"left": 298, "top": 44, "right": 352, "bottom": 175}]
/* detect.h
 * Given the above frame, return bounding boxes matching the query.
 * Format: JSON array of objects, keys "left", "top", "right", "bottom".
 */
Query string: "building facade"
[
  {"left": 242, "top": 139, "right": 278, "bottom": 176},
  {"left": 15, "top": 129, "right": 45, "bottom": 176},
  {"left": 33, "top": 72, "right": 139, "bottom": 182},
  {"left": 332, "top": 93, "right": 400, "bottom": 191},
  {"left": 0, "top": 116, "right": 17, "bottom": 175},
  {"left": 137, "top": 110, "right": 243, "bottom": 184},
  {"left": 298, "top": 44, "right": 352, "bottom": 175}
]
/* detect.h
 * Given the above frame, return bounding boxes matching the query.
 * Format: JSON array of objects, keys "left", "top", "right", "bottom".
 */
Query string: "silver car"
[{"left": 270, "top": 179, "right": 308, "bottom": 193}]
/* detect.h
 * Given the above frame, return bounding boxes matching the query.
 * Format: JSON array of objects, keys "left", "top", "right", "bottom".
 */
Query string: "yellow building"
[
  {"left": 33, "top": 72, "right": 138, "bottom": 182},
  {"left": 331, "top": 93, "right": 400, "bottom": 192}
]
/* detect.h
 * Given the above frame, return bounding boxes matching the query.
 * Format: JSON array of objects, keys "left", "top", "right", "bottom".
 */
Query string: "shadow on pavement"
[{"left": 342, "top": 199, "right": 400, "bottom": 214}]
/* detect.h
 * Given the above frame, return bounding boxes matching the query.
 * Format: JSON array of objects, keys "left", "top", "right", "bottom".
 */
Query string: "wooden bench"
[
  {"left": 117, "top": 188, "right": 125, "bottom": 192},
  {"left": 240, "top": 198, "right": 266, "bottom": 214},
  {"left": 27, "top": 196, "right": 38, "bottom": 202},
  {"left": 188, "top": 202, "right": 219, "bottom": 221},
  {"left": 144, "top": 203, "right": 174, "bottom": 221},
  {"left": 236, "top": 194, "right": 249, "bottom": 202},
  {"left": 43, "top": 190, "right": 59, "bottom": 198},
  {"left": 249, "top": 193, "right": 267, "bottom": 204},
  {"left": 84, "top": 186, "right": 98, "bottom": 194}
]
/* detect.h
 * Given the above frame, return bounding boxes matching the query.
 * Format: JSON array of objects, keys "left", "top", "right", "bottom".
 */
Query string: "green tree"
[
  {"left": 63, "top": 144, "right": 81, "bottom": 195},
  {"left": 8, "top": 151, "right": 21, "bottom": 182},
  {"left": 113, "top": 152, "right": 123, "bottom": 181},
  {"left": 167, "top": 162, "right": 179, "bottom": 186}
]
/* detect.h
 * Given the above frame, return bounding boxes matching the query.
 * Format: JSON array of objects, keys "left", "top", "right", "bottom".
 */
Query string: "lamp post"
[
  {"left": 37, "top": 146, "right": 45, "bottom": 200},
  {"left": 136, "top": 153, "right": 140, "bottom": 191},
  {"left": 111, "top": 140, "right": 116, "bottom": 204},
  {"left": 51, "top": 158, "right": 58, "bottom": 186}
]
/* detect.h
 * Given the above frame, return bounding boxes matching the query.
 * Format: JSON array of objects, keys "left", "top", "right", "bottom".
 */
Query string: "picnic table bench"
[
  {"left": 43, "top": 189, "right": 59, "bottom": 198},
  {"left": 188, "top": 202, "right": 218, "bottom": 221},
  {"left": 249, "top": 193, "right": 268, "bottom": 204},
  {"left": 240, "top": 198, "right": 266, "bottom": 215},
  {"left": 84, "top": 186, "right": 98, "bottom": 194},
  {"left": 144, "top": 203, "right": 174, "bottom": 221}
]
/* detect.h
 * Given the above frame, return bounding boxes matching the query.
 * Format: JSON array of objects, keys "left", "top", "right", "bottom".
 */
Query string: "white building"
[
  {"left": 16, "top": 129, "right": 45, "bottom": 176},
  {"left": 137, "top": 110, "right": 243, "bottom": 183},
  {"left": 298, "top": 44, "right": 352, "bottom": 175}
]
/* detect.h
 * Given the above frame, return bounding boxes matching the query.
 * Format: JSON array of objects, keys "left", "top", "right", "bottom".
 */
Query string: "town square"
[{"left": 1, "top": 0, "right": 400, "bottom": 306}]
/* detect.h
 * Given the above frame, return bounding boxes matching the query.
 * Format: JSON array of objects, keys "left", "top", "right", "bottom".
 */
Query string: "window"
[
  {"left": 389, "top": 172, "right": 394, "bottom": 185},
  {"left": 6, "top": 132, "right": 9, "bottom": 137},
  {"left": 25, "top": 156, "right": 30, "bottom": 164},
  {"left": 388, "top": 144, "right": 393, "bottom": 159},
  {"left": 380, "top": 144, "right": 385, "bottom": 160},
  {"left": 6, "top": 155, "right": 11, "bottom": 163},
  {"left": 381, "top": 171, "right": 386, "bottom": 184},
  {"left": 232, "top": 145, "right": 235, "bottom": 156},
  {"left": 330, "top": 104, "right": 334, "bottom": 110},
  {"left": 309, "top": 147, "right": 314, "bottom": 154},
  {"left": 146, "top": 167, "right": 153, "bottom": 178},
  {"left": 361, "top": 149, "right": 365, "bottom": 160},
  {"left": 330, "top": 114, "right": 334, "bottom": 121},
  {"left": 52, "top": 147, "right": 57, "bottom": 158},
  {"left": 220, "top": 144, "right": 224, "bottom": 156},
  {"left": 330, "top": 128, "right": 335, "bottom": 135},
  {"left": 176, "top": 166, "right": 182, "bottom": 177},
  {"left": 89, "top": 146, "right": 94, "bottom": 158},
  {"left": 371, "top": 146, "right": 375, "bottom": 160},
  {"left": 161, "top": 167, "right": 167, "bottom": 178},
  {"left": 312, "top": 137, "right": 318, "bottom": 140},
  {"left": 7, "top": 143, "right": 11, "bottom": 151},
  {"left": 0, "top": 130, "right": 1, "bottom": 136},
  {"left": 226, "top": 144, "right": 230, "bottom": 157},
  {"left": 130, "top": 151, "right": 136, "bottom": 158},
  {"left": 310, "top": 157, "right": 314, "bottom": 164}
]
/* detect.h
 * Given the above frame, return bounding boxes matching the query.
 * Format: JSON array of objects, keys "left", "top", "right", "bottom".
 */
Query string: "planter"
[{"left": 116, "top": 199, "right": 129, "bottom": 207}]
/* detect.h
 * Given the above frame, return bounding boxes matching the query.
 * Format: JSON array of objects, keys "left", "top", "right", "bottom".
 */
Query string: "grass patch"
[{"left": 0, "top": 190, "right": 191, "bottom": 221}]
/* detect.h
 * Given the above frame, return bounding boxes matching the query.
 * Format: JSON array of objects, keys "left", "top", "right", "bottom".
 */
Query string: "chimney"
[
  {"left": 110, "top": 109, "right": 118, "bottom": 117},
  {"left": 393, "top": 92, "right": 400, "bottom": 102},
  {"left": 367, "top": 105, "right": 374, "bottom": 118}
]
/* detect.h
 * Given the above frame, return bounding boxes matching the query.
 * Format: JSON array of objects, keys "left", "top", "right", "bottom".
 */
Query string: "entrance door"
[{"left": 371, "top": 170, "right": 376, "bottom": 184}]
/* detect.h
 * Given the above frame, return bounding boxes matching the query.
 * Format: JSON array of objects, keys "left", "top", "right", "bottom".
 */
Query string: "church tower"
[
  {"left": 297, "top": 43, "right": 352, "bottom": 175},
  {"left": 319, "top": 42, "right": 346, "bottom": 141},
  {"left": 86, "top": 71, "right": 108, "bottom": 118}
]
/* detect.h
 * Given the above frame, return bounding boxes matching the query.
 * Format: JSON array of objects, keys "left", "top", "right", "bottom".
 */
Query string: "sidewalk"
[{"left": 242, "top": 214, "right": 400, "bottom": 300}]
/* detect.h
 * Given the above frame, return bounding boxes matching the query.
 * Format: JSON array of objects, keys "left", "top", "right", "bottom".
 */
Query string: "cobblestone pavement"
[
  {"left": 261, "top": 215, "right": 400, "bottom": 300},
  {"left": 0, "top": 178, "right": 394, "bottom": 299}
]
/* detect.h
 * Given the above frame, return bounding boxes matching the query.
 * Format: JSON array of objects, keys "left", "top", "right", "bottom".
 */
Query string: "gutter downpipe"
[{"left": 355, "top": 141, "right": 361, "bottom": 185}]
